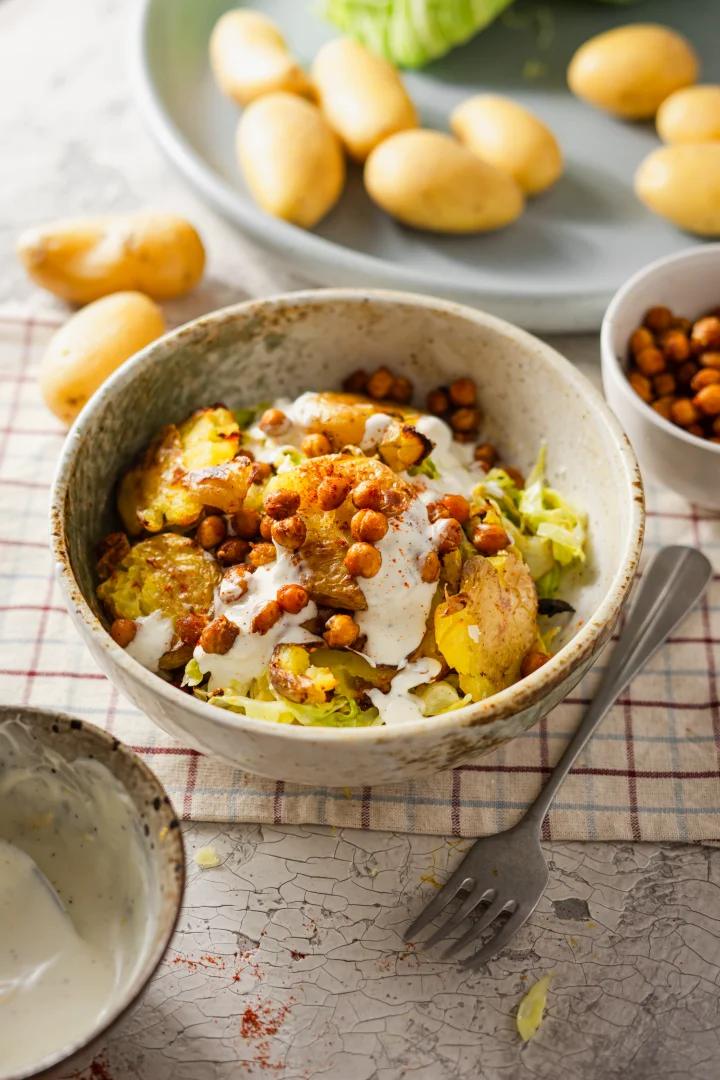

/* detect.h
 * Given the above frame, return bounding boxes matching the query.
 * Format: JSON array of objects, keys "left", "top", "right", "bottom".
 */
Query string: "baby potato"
[
  {"left": 17, "top": 213, "right": 205, "bottom": 304},
  {"left": 567, "top": 24, "right": 699, "bottom": 120},
  {"left": 209, "top": 9, "right": 311, "bottom": 106},
  {"left": 635, "top": 144, "right": 720, "bottom": 236},
  {"left": 41, "top": 292, "right": 166, "bottom": 425},
  {"left": 657, "top": 85, "right": 720, "bottom": 144},
  {"left": 364, "top": 130, "right": 524, "bottom": 233},
  {"left": 311, "top": 37, "right": 418, "bottom": 163},
  {"left": 236, "top": 92, "right": 345, "bottom": 228},
  {"left": 451, "top": 95, "right": 562, "bottom": 195}
]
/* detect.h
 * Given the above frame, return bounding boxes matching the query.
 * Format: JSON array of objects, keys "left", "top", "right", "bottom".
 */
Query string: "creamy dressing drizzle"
[
  {"left": 368, "top": 658, "right": 442, "bottom": 724},
  {"left": 125, "top": 610, "right": 174, "bottom": 672},
  {"left": 361, "top": 412, "right": 394, "bottom": 450}
]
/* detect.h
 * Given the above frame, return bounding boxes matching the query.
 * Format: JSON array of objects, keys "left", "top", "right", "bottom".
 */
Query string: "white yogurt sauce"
[
  {"left": 368, "top": 658, "right": 442, "bottom": 724},
  {"left": 125, "top": 610, "right": 174, "bottom": 672},
  {"left": 0, "top": 719, "right": 157, "bottom": 1078},
  {"left": 360, "top": 412, "right": 394, "bottom": 450}
]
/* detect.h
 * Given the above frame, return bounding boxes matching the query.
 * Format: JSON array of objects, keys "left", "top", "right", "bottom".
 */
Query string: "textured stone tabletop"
[{"left": 2, "top": 2, "right": 719, "bottom": 1077}]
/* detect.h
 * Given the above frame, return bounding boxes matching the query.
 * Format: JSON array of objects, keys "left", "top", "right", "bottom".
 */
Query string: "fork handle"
[{"left": 522, "top": 546, "right": 712, "bottom": 833}]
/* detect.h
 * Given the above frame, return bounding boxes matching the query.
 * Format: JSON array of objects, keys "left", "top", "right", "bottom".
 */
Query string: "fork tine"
[
  {"left": 403, "top": 866, "right": 476, "bottom": 942},
  {"left": 423, "top": 883, "right": 496, "bottom": 950},
  {"left": 461, "top": 906, "right": 531, "bottom": 970},
  {"left": 442, "top": 894, "right": 510, "bottom": 958}
]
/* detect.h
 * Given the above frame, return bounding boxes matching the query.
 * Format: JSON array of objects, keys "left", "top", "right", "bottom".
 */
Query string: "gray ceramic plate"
[{"left": 132, "top": 0, "right": 719, "bottom": 332}]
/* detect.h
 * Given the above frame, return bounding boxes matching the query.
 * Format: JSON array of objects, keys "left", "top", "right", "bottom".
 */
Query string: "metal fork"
[{"left": 404, "top": 545, "right": 713, "bottom": 969}]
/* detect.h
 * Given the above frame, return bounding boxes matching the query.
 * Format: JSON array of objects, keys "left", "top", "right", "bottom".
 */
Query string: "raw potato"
[
  {"left": 236, "top": 92, "right": 345, "bottom": 228},
  {"left": 657, "top": 85, "right": 720, "bottom": 144},
  {"left": 209, "top": 9, "right": 311, "bottom": 106},
  {"left": 17, "top": 213, "right": 205, "bottom": 304},
  {"left": 311, "top": 37, "right": 418, "bottom": 163},
  {"left": 635, "top": 144, "right": 720, "bottom": 236},
  {"left": 451, "top": 95, "right": 562, "bottom": 195},
  {"left": 41, "top": 292, "right": 166, "bottom": 425},
  {"left": 567, "top": 24, "right": 699, "bottom": 120},
  {"left": 364, "top": 130, "right": 524, "bottom": 234}
]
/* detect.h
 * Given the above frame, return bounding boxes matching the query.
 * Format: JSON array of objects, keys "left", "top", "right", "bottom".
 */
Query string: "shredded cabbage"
[
  {"left": 535, "top": 564, "right": 562, "bottom": 600},
  {"left": 211, "top": 685, "right": 380, "bottom": 727},
  {"left": 182, "top": 658, "right": 204, "bottom": 687},
  {"left": 413, "top": 679, "right": 472, "bottom": 716},
  {"left": 408, "top": 456, "right": 439, "bottom": 480},
  {"left": 518, "top": 448, "right": 587, "bottom": 567}
]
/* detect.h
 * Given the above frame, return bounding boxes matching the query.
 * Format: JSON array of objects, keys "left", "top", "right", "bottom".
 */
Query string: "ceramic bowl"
[
  {"left": 0, "top": 704, "right": 184, "bottom": 1080},
  {"left": 601, "top": 245, "right": 720, "bottom": 510},
  {"left": 51, "top": 289, "right": 644, "bottom": 786}
]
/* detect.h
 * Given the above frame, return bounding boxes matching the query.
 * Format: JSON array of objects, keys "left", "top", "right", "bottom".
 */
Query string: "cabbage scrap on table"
[{"left": 96, "top": 370, "right": 586, "bottom": 727}]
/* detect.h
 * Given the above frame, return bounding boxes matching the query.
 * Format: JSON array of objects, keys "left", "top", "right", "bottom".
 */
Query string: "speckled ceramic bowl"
[
  {"left": 0, "top": 705, "right": 184, "bottom": 1080},
  {"left": 51, "top": 290, "right": 644, "bottom": 785}
]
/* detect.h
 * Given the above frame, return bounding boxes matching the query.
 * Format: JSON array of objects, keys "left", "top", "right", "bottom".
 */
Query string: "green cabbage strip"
[{"left": 209, "top": 681, "right": 380, "bottom": 727}]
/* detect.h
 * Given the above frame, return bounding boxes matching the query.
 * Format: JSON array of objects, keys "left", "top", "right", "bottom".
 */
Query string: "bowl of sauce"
[{"left": 0, "top": 706, "right": 184, "bottom": 1080}]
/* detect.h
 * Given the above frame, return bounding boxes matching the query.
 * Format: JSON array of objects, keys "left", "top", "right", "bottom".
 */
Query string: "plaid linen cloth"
[{"left": 1, "top": 309, "right": 719, "bottom": 840}]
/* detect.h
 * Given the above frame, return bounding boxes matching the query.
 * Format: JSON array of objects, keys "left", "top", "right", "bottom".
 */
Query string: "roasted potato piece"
[
  {"left": 434, "top": 552, "right": 538, "bottom": 701},
  {"left": 185, "top": 458, "right": 259, "bottom": 513},
  {"left": 378, "top": 420, "right": 432, "bottom": 472},
  {"left": 117, "top": 407, "right": 242, "bottom": 535},
  {"left": 269, "top": 643, "right": 338, "bottom": 704},
  {"left": 298, "top": 391, "right": 416, "bottom": 451},
  {"left": 97, "top": 534, "right": 221, "bottom": 624}
]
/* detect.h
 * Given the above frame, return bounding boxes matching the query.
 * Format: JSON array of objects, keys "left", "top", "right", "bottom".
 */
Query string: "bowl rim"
[
  {"left": 51, "top": 287, "right": 645, "bottom": 746},
  {"left": 600, "top": 242, "right": 720, "bottom": 458},
  {"left": 0, "top": 704, "right": 184, "bottom": 1080}
]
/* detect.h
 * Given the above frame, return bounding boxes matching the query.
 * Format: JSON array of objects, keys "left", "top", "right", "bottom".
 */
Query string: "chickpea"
[
  {"left": 378, "top": 489, "right": 406, "bottom": 517},
  {"left": 693, "top": 384, "right": 720, "bottom": 417},
  {"left": 252, "top": 461, "right": 273, "bottom": 484},
  {"left": 448, "top": 377, "right": 477, "bottom": 407},
  {"left": 661, "top": 330, "right": 690, "bottom": 364},
  {"left": 427, "top": 388, "right": 450, "bottom": 415},
  {"left": 474, "top": 442, "right": 498, "bottom": 467},
  {"left": 651, "top": 395, "right": 676, "bottom": 420},
  {"left": 419, "top": 551, "right": 441, "bottom": 583},
  {"left": 644, "top": 306, "right": 674, "bottom": 333},
  {"left": 251, "top": 600, "right": 283, "bottom": 635},
  {"left": 317, "top": 475, "right": 351, "bottom": 511},
  {"left": 675, "top": 359, "right": 699, "bottom": 387},
  {"left": 264, "top": 488, "right": 300, "bottom": 520},
  {"left": 635, "top": 347, "right": 665, "bottom": 378},
  {"left": 700, "top": 351, "right": 720, "bottom": 371},
  {"left": 503, "top": 465, "right": 525, "bottom": 489},
  {"left": 199, "top": 615, "right": 239, "bottom": 655},
  {"left": 343, "top": 369, "right": 368, "bottom": 393},
  {"left": 110, "top": 617, "right": 136, "bottom": 648},
  {"left": 441, "top": 493, "right": 470, "bottom": 524},
  {"left": 248, "top": 542, "right": 277, "bottom": 568},
  {"left": 366, "top": 366, "right": 395, "bottom": 399},
  {"left": 236, "top": 447, "right": 255, "bottom": 461},
  {"left": 629, "top": 327, "right": 655, "bottom": 355},
  {"left": 259, "top": 407, "right": 290, "bottom": 436},
  {"left": 277, "top": 583, "right": 310, "bottom": 614},
  {"left": 344, "top": 541, "right": 382, "bottom": 578},
  {"left": 690, "top": 368, "right": 720, "bottom": 392},
  {"left": 389, "top": 376, "right": 413, "bottom": 403},
  {"left": 686, "top": 424, "right": 705, "bottom": 438},
  {"left": 691, "top": 316, "right": 720, "bottom": 352},
  {"left": 670, "top": 398, "right": 700, "bottom": 428},
  {"left": 271, "top": 515, "right": 307, "bottom": 550},
  {"left": 674, "top": 317, "right": 692, "bottom": 334},
  {"left": 196, "top": 514, "right": 227, "bottom": 549},
  {"left": 177, "top": 612, "right": 208, "bottom": 646},
  {"left": 351, "top": 508, "right": 388, "bottom": 543},
  {"left": 521, "top": 651, "right": 549, "bottom": 678},
  {"left": 323, "top": 613, "right": 360, "bottom": 648},
  {"left": 216, "top": 538, "right": 250, "bottom": 566},
  {"left": 710, "top": 437, "right": 720, "bottom": 444},
  {"left": 433, "top": 517, "right": 463, "bottom": 554},
  {"left": 653, "top": 372, "right": 677, "bottom": 397},
  {"left": 628, "top": 371, "right": 653, "bottom": 402},
  {"left": 472, "top": 522, "right": 510, "bottom": 555},
  {"left": 426, "top": 500, "right": 450, "bottom": 523},
  {"left": 232, "top": 507, "right": 262, "bottom": 540},
  {"left": 219, "top": 564, "right": 254, "bottom": 603},
  {"left": 351, "top": 479, "right": 383, "bottom": 512},
  {"left": 450, "top": 406, "right": 480, "bottom": 433},
  {"left": 260, "top": 514, "right": 274, "bottom": 541},
  {"left": 301, "top": 432, "right": 332, "bottom": 458}
]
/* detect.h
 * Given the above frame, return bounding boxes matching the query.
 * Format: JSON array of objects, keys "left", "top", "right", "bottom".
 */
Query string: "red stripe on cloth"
[
  {"left": 0, "top": 605, "right": 68, "bottom": 614},
  {"left": 460, "top": 763, "right": 720, "bottom": 779},
  {"left": 0, "top": 538, "right": 49, "bottom": 549},
  {"left": 0, "top": 426, "right": 66, "bottom": 436},
  {"left": 450, "top": 769, "right": 461, "bottom": 836},
  {"left": 361, "top": 786, "right": 371, "bottom": 829},
  {"left": 273, "top": 780, "right": 285, "bottom": 825},
  {"left": 21, "top": 576, "right": 55, "bottom": 705},
  {"left": 0, "top": 478, "right": 51, "bottom": 489},
  {"left": 0, "top": 319, "right": 33, "bottom": 476},
  {"left": 0, "top": 313, "right": 63, "bottom": 328},
  {"left": 690, "top": 505, "right": 720, "bottom": 773},
  {"left": 0, "top": 669, "right": 106, "bottom": 679},
  {"left": 182, "top": 752, "right": 199, "bottom": 819},
  {"left": 623, "top": 696, "right": 642, "bottom": 841},
  {"left": 129, "top": 745, "right": 201, "bottom": 757},
  {"left": 566, "top": 696, "right": 720, "bottom": 710}
]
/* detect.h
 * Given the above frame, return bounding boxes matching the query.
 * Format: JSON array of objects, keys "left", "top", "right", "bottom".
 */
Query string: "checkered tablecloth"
[{"left": 2, "top": 308, "right": 719, "bottom": 840}]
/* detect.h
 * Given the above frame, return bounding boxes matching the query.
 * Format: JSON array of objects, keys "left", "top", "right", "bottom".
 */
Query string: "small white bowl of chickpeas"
[{"left": 601, "top": 244, "right": 720, "bottom": 511}]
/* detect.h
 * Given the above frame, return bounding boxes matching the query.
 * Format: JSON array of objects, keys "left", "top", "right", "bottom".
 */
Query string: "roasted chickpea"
[
  {"left": 644, "top": 306, "right": 674, "bottom": 333},
  {"left": 474, "top": 442, "right": 498, "bottom": 467},
  {"left": 700, "top": 351, "right": 720, "bottom": 371},
  {"left": 629, "top": 371, "right": 653, "bottom": 402},
  {"left": 693, "top": 384, "right": 720, "bottom": 416},
  {"left": 427, "top": 501, "right": 450, "bottom": 523},
  {"left": 366, "top": 366, "right": 395, "bottom": 399},
  {"left": 264, "top": 488, "right": 300, "bottom": 520},
  {"left": 317, "top": 475, "right": 351, "bottom": 511},
  {"left": 176, "top": 612, "right": 208, "bottom": 646},
  {"left": 196, "top": 514, "right": 227, "bottom": 549},
  {"left": 692, "top": 316, "right": 720, "bottom": 352},
  {"left": 472, "top": 522, "right": 510, "bottom": 555},
  {"left": 344, "top": 541, "right": 382, "bottom": 578},
  {"left": 277, "top": 583, "right": 310, "bottom": 614},
  {"left": 110, "top": 617, "right": 136, "bottom": 648},
  {"left": 690, "top": 368, "right": 720, "bottom": 392},
  {"left": 216, "top": 537, "right": 250, "bottom": 566},
  {"left": 503, "top": 465, "right": 525, "bottom": 489},
  {"left": 674, "top": 317, "right": 692, "bottom": 334},
  {"left": 448, "top": 377, "right": 477, "bottom": 407},
  {"left": 260, "top": 514, "right": 274, "bottom": 541},
  {"left": 199, "top": 615, "right": 239, "bottom": 655},
  {"left": 252, "top": 461, "right": 273, "bottom": 484},
  {"left": 629, "top": 327, "right": 654, "bottom": 355},
  {"left": 661, "top": 330, "right": 690, "bottom": 363},
  {"left": 389, "top": 376, "right": 413, "bottom": 403},
  {"left": 635, "top": 347, "right": 666, "bottom": 378},
  {"left": 251, "top": 600, "right": 283, "bottom": 635},
  {"left": 686, "top": 424, "right": 705, "bottom": 438},
  {"left": 248, "top": 542, "right": 277, "bottom": 568},
  {"left": 441, "top": 493, "right": 470, "bottom": 524},
  {"left": 351, "top": 479, "right": 383, "bottom": 512},
  {"left": 419, "top": 551, "right": 441, "bottom": 583},
  {"left": 351, "top": 508, "right": 388, "bottom": 543},
  {"left": 323, "top": 613, "right": 360, "bottom": 648},
  {"left": 236, "top": 447, "right": 255, "bottom": 461},
  {"left": 521, "top": 651, "right": 549, "bottom": 678},
  {"left": 271, "top": 514, "right": 307, "bottom": 550},
  {"left": 653, "top": 371, "right": 677, "bottom": 397},
  {"left": 301, "top": 432, "right": 332, "bottom": 458},
  {"left": 427, "top": 388, "right": 450, "bottom": 415},
  {"left": 232, "top": 507, "right": 262, "bottom": 540},
  {"left": 675, "top": 359, "right": 699, "bottom": 387},
  {"left": 343, "top": 369, "right": 368, "bottom": 393},
  {"left": 652, "top": 395, "right": 676, "bottom": 420},
  {"left": 259, "top": 407, "right": 290, "bottom": 436},
  {"left": 433, "top": 517, "right": 463, "bottom": 554},
  {"left": 670, "top": 398, "right": 700, "bottom": 427},
  {"left": 450, "top": 407, "right": 480, "bottom": 433},
  {"left": 219, "top": 563, "right": 254, "bottom": 603}
]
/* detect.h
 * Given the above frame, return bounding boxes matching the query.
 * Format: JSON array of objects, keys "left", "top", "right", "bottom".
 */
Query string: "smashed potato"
[
  {"left": 378, "top": 419, "right": 432, "bottom": 472},
  {"left": 299, "top": 391, "right": 416, "bottom": 451},
  {"left": 97, "top": 534, "right": 220, "bottom": 624},
  {"left": 269, "top": 643, "right": 339, "bottom": 704}
]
